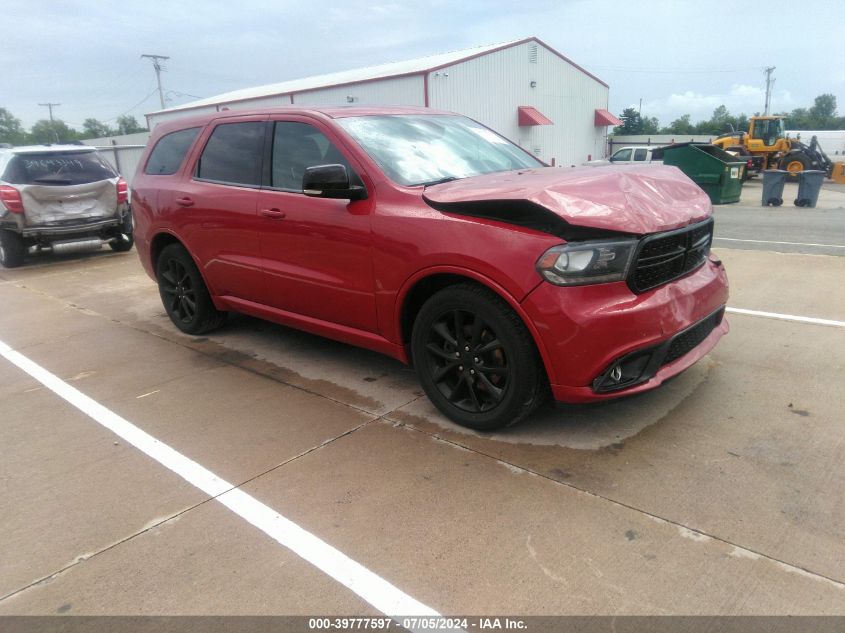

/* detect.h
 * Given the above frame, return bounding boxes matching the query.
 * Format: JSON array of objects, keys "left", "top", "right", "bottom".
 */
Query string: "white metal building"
[{"left": 146, "top": 37, "right": 619, "bottom": 167}]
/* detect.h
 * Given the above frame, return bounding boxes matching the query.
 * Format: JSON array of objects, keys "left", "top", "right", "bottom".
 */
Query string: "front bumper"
[{"left": 521, "top": 255, "right": 729, "bottom": 403}]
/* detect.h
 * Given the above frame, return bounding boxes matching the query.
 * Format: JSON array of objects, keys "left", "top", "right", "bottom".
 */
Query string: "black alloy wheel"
[
  {"left": 411, "top": 284, "right": 546, "bottom": 430},
  {"left": 424, "top": 308, "right": 510, "bottom": 413},
  {"left": 160, "top": 257, "right": 197, "bottom": 325},
  {"left": 156, "top": 243, "right": 226, "bottom": 334}
]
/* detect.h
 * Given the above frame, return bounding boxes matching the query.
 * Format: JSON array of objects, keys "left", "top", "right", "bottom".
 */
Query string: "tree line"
[
  {"left": 0, "top": 107, "right": 148, "bottom": 145},
  {"left": 614, "top": 94, "right": 844, "bottom": 136}
]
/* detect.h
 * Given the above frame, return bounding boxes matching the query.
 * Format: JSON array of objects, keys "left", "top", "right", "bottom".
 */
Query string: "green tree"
[
  {"left": 662, "top": 114, "right": 694, "bottom": 135},
  {"left": 29, "top": 119, "right": 79, "bottom": 144},
  {"left": 82, "top": 118, "right": 114, "bottom": 139},
  {"left": 809, "top": 94, "right": 837, "bottom": 127},
  {"left": 613, "top": 108, "right": 661, "bottom": 135},
  {"left": 641, "top": 116, "right": 660, "bottom": 135},
  {"left": 708, "top": 105, "right": 732, "bottom": 133},
  {"left": 115, "top": 115, "right": 146, "bottom": 135},
  {"left": 0, "top": 107, "right": 28, "bottom": 145}
]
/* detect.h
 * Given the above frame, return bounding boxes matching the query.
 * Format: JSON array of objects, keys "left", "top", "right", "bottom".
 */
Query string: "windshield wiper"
[{"left": 420, "top": 176, "right": 460, "bottom": 188}]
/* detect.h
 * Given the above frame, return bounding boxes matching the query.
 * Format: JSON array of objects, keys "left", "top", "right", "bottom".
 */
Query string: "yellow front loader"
[{"left": 712, "top": 116, "right": 837, "bottom": 178}]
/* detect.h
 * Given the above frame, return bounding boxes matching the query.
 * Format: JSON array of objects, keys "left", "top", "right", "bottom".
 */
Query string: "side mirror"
[{"left": 302, "top": 164, "right": 367, "bottom": 200}]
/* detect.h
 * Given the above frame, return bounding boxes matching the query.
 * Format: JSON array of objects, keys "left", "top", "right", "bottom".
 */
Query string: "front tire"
[
  {"left": 156, "top": 243, "right": 226, "bottom": 334},
  {"left": 0, "top": 230, "right": 25, "bottom": 268},
  {"left": 781, "top": 153, "right": 809, "bottom": 181},
  {"left": 411, "top": 283, "right": 546, "bottom": 431}
]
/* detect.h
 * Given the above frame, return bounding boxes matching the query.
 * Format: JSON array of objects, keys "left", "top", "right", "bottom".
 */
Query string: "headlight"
[{"left": 536, "top": 239, "right": 638, "bottom": 286}]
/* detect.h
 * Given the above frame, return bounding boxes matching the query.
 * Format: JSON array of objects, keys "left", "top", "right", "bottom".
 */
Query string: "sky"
[{"left": 3, "top": 0, "right": 844, "bottom": 130}]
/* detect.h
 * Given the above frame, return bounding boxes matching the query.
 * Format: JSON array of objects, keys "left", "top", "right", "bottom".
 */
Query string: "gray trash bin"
[
  {"left": 762, "top": 170, "right": 787, "bottom": 206},
  {"left": 795, "top": 170, "right": 825, "bottom": 208}
]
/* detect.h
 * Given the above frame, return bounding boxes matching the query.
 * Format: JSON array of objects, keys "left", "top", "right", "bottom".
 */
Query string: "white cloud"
[{"left": 639, "top": 87, "right": 796, "bottom": 124}]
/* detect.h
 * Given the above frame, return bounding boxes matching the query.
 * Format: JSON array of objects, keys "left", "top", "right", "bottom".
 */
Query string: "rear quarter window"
[
  {"left": 2, "top": 151, "right": 117, "bottom": 185},
  {"left": 144, "top": 127, "right": 201, "bottom": 175}
]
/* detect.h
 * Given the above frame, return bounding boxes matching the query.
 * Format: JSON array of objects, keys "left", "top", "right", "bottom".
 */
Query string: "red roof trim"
[
  {"left": 595, "top": 108, "right": 622, "bottom": 126},
  {"left": 518, "top": 106, "right": 553, "bottom": 126}
]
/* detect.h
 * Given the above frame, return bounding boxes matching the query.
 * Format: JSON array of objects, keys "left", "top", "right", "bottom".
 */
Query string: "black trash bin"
[
  {"left": 761, "top": 170, "right": 787, "bottom": 206},
  {"left": 795, "top": 170, "right": 825, "bottom": 208}
]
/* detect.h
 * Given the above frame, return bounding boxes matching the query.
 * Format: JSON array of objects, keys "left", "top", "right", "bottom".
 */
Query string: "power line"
[{"left": 105, "top": 86, "right": 160, "bottom": 122}]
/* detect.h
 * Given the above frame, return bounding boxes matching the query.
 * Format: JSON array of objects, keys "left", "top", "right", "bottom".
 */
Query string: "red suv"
[{"left": 132, "top": 106, "right": 728, "bottom": 430}]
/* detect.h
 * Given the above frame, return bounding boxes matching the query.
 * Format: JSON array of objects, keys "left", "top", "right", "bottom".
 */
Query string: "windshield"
[
  {"left": 337, "top": 114, "right": 544, "bottom": 186},
  {"left": 2, "top": 151, "right": 117, "bottom": 186}
]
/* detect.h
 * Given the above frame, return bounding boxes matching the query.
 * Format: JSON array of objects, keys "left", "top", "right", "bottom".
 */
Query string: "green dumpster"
[{"left": 661, "top": 143, "right": 746, "bottom": 204}]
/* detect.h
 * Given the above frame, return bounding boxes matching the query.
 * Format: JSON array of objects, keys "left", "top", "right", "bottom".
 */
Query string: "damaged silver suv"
[{"left": 0, "top": 145, "right": 134, "bottom": 268}]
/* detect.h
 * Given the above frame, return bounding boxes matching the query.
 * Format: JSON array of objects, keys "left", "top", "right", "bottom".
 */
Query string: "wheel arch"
[
  {"left": 150, "top": 231, "right": 184, "bottom": 273},
  {"left": 149, "top": 231, "right": 220, "bottom": 297},
  {"left": 396, "top": 267, "right": 554, "bottom": 380}
]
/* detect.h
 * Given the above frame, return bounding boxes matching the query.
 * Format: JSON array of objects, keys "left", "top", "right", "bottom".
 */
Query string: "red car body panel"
[{"left": 132, "top": 106, "right": 729, "bottom": 404}]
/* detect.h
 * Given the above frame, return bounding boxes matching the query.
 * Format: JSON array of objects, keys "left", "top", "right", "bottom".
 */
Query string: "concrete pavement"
[{"left": 0, "top": 216, "right": 843, "bottom": 618}]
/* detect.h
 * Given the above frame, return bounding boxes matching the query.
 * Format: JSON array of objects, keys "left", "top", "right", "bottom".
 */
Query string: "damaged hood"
[{"left": 422, "top": 165, "right": 711, "bottom": 235}]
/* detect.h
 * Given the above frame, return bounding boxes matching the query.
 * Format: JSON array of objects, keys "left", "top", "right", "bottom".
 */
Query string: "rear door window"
[
  {"left": 145, "top": 127, "right": 201, "bottom": 175},
  {"left": 3, "top": 151, "right": 117, "bottom": 185},
  {"left": 633, "top": 148, "right": 648, "bottom": 161},
  {"left": 196, "top": 122, "right": 265, "bottom": 186}
]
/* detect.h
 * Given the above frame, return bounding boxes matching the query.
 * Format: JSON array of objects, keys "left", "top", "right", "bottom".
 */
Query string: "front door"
[{"left": 256, "top": 118, "right": 378, "bottom": 333}]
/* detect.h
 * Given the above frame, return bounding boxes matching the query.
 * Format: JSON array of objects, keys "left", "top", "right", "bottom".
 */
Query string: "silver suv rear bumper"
[{"left": 20, "top": 217, "right": 122, "bottom": 238}]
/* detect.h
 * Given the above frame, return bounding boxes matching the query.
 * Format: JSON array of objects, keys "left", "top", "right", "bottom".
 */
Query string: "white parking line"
[
  {"left": 0, "top": 338, "right": 439, "bottom": 620},
  {"left": 714, "top": 237, "right": 845, "bottom": 249},
  {"left": 727, "top": 307, "right": 845, "bottom": 328}
]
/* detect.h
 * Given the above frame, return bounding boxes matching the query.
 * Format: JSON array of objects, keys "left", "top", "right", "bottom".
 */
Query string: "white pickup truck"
[{"left": 584, "top": 146, "right": 662, "bottom": 166}]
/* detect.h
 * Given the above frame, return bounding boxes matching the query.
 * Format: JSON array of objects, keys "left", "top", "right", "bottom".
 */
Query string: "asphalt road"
[{"left": 713, "top": 181, "right": 845, "bottom": 256}]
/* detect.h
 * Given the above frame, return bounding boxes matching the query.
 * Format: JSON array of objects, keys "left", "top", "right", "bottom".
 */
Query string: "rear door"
[
  {"left": 171, "top": 115, "right": 268, "bottom": 301},
  {"left": 632, "top": 148, "right": 649, "bottom": 163},
  {"left": 255, "top": 116, "right": 378, "bottom": 332}
]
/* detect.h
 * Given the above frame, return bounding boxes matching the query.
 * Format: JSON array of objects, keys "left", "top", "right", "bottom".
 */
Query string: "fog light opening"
[{"left": 594, "top": 351, "right": 655, "bottom": 393}]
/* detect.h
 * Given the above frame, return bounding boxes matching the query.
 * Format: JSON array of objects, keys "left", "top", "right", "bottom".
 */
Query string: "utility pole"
[
  {"left": 141, "top": 54, "right": 170, "bottom": 109},
  {"left": 38, "top": 102, "right": 60, "bottom": 123},
  {"left": 763, "top": 66, "right": 776, "bottom": 115},
  {"left": 38, "top": 102, "right": 61, "bottom": 142}
]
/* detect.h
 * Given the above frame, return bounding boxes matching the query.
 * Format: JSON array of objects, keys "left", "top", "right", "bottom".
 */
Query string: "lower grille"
[
  {"left": 663, "top": 308, "right": 723, "bottom": 366},
  {"left": 593, "top": 307, "right": 725, "bottom": 393}
]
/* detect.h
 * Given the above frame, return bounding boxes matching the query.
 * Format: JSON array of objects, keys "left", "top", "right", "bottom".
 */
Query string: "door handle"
[
  {"left": 260, "top": 208, "right": 286, "bottom": 219},
  {"left": 175, "top": 196, "right": 194, "bottom": 207}
]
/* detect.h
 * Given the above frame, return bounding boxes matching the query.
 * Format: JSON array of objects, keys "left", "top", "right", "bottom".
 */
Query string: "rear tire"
[
  {"left": 0, "top": 230, "right": 25, "bottom": 268},
  {"left": 411, "top": 283, "right": 546, "bottom": 431},
  {"left": 111, "top": 212, "right": 134, "bottom": 252},
  {"left": 156, "top": 243, "right": 226, "bottom": 334},
  {"left": 110, "top": 231, "right": 134, "bottom": 252}
]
